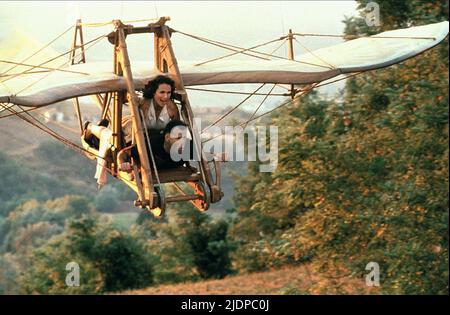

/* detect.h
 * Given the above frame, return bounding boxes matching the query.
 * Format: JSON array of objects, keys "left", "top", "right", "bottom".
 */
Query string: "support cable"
[{"left": 201, "top": 83, "right": 266, "bottom": 134}]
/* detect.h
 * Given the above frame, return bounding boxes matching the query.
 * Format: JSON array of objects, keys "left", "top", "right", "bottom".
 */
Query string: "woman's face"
[{"left": 153, "top": 83, "right": 172, "bottom": 107}]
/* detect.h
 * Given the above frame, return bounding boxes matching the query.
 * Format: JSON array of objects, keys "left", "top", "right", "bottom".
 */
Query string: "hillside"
[{"left": 124, "top": 264, "right": 379, "bottom": 295}]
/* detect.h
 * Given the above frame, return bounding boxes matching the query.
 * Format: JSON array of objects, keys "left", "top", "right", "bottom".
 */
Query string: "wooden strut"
[
  {"left": 153, "top": 18, "right": 222, "bottom": 204},
  {"left": 70, "top": 20, "right": 113, "bottom": 157},
  {"left": 70, "top": 19, "right": 85, "bottom": 135},
  {"left": 112, "top": 20, "right": 154, "bottom": 209},
  {"left": 70, "top": 19, "right": 86, "bottom": 65},
  {"left": 287, "top": 29, "right": 297, "bottom": 99},
  {"left": 70, "top": 20, "right": 112, "bottom": 136}
]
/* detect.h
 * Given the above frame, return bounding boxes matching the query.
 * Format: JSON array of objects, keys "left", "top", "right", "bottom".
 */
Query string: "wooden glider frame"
[{"left": 78, "top": 17, "right": 223, "bottom": 215}]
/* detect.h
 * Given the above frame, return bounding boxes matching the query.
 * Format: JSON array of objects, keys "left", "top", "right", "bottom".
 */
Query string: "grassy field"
[{"left": 123, "top": 263, "right": 380, "bottom": 295}]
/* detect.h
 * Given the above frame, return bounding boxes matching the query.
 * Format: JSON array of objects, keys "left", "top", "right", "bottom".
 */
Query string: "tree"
[
  {"left": 230, "top": 1, "right": 448, "bottom": 294},
  {"left": 144, "top": 203, "right": 235, "bottom": 284},
  {"left": 19, "top": 215, "right": 155, "bottom": 294}
]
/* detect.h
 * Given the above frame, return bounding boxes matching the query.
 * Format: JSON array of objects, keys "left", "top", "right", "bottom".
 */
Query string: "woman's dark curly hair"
[{"left": 143, "top": 75, "right": 175, "bottom": 99}]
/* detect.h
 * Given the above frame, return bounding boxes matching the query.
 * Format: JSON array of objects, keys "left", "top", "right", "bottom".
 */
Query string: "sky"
[
  {"left": 0, "top": 1, "right": 359, "bottom": 110},
  {"left": 0, "top": 1, "right": 358, "bottom": 53}
]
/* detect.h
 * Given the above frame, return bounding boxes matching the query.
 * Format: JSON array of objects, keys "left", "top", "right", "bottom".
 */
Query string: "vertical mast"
[
  {"left": 70, "top": 19, "right": 85, "bottom": 135},
  {"left": 287, "top": 29, "right": 296, "bottom": 99}
]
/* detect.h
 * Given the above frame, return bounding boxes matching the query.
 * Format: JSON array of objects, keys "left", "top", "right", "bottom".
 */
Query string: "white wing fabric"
[{"left": 0, "top": 21, "right": 448, "bottom": 107}]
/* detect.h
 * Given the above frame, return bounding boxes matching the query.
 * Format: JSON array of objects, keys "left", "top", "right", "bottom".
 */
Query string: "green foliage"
[
  {"left": 33, "top": 140, "right": 95, "bottom": 181},
  {"left": 0, "top": 151, "right": 34, "bottom": 203},
  {"left": 231, "top": 1, "right": 449, "bottom": 294},
  {"left": 93, "top": 182, "right": 139, "bottom": 213},
  {"left": 279, "top": 285, "right": 309, "bottom": 295},
  {"left": 112, "top": 181, "right": 138, "bottom": 202},
  {"left": 19, "top": 234, "right": 103, "bottom": 294},
  {"left": 110, "top": 212, "right": 139, "bottom": 231},
  {"left": 143, "top": 203, "right": 236, "bottom": 284},
  {"left": 183, "top": 214, "right": 233, "bottom": 279},
  {"left": 19, "top": 215, "right": 154, "bottom": 294},
  {"left": 368, "top": 92, "right": 390, "bottom": 111},
  {"left": 94, "top": 185, "right": 120, "bottom": 212},
  {"left": 67, "top": 216, "right": 154, "bottom": 292},
  {"left": 0, "top": 253, "right": 21, "bottom": 294},
  {"left": 99, "top": 234, "right": 154, "bottom": 291},
  {"left": 0, "top": 196, "right": 92, "bottom": 254}
]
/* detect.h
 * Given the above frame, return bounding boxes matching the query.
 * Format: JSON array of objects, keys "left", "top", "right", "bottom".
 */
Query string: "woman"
[
  {"left": 140, "top": 75, "right": 180, "bottom": 131},
  {"left": 122, "top": 75, "right": 180, "bottom": 143},
  {"left": 86, "top": 75, "right": 181, "bottom": 187}
]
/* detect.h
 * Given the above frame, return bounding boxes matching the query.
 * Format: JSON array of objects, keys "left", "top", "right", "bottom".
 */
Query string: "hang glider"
[
  {"left": 1, "top": 21, "right": 448, "bottom": 107},
  {"left": 0, "top": 17, "right": 448, "bottom": 217}
]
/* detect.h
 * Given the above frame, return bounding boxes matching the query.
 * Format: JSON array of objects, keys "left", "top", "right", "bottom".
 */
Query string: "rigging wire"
[
  {"left": 268, "top": 37, "right": 288, "bottom": 57},
  {"left": 0, "top": 59, "right": 89, "bottom": 76},
  {"left": 35, "top": 111, "right": 80, "bottom": 134},
  {"left": 153, "top": 1, "right": 159, "bottom": 19},
  {"left": 275, "top": 84, "right": 291, "bottom": 91},
  {"left": 200, "top": 88, "right": 308, "bottom": 145},
  {"left": 293, "top": 37, "right": 336, "bottom": 69},
  {"left": 293, "top": 32, "right": 436, "bottom": 40},
  {"left": 243, "top": 84, "right": 277, "bottom": 129},
  {"left": 194, "top": 37, "right": 285, "bottom": 66},
  {"left": 173, "top": 28, "right": 333, "bottom": 69},
  {"left": 15, "top": 34, "right": 107, "bottom": 95},
  {"left": 0, "top": 25, "right": 74, "bottom": 77},
  {"left": 1, "top": 33, "right": 106, "bottom": 84},
  {"left": 174, "top": 29, "right": 269, "bottom": 61},
  {"left": 313, "top": 71, "right": 362, "bottom": 89},
  {"left": 200, "top": 71, "right": 364, "bottom": 144},
  {"left": 186, "top": 87, "right": 286, "bottom": 96},
  {"left": 0, "top": 70, "right": 59, "bottom": 78},
  {"left": 79, "top": 18, "right": 160, "bottom": 28},
  {"left": 201, "top": 83, "right": 266, "bottom": 134},
  {"left": 0, "top": 106, "right": 38, "bottom": 119},
  {"left": 0, "top": 102, "right": 88, "bottom": 155}
]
